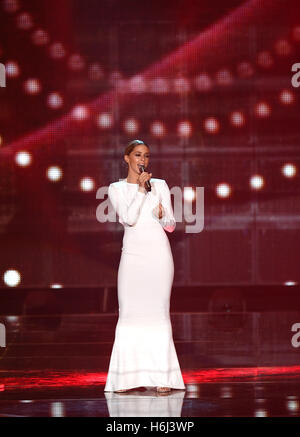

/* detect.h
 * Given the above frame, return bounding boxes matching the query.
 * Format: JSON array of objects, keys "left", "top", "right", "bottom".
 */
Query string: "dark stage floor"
[{"left": 0, "top": 367, "right": 300, "bottom": 417}]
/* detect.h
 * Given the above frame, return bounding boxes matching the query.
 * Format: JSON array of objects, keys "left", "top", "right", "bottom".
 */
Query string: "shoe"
[{"left": 156, "top": 387, "right": 171, "bottom": 393}]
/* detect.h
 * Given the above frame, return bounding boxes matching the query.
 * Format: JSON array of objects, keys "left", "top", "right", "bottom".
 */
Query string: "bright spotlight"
[
  {"left": 3, "top": 269, "right": 21, "bottom": 287},
  {"left": 80, "top": 177, "right": 95, "bottom": 192},
  {"left": 204, "top": 117, "right": 220, "bottom": 134},
  {"left": 96, "top": 113, "right": 113, "bottom": 129},
  {"left": 255, "top": 102, "right": 271, "bottom": 118},
  {"left": 279, "top": 89, "right": 295, "bottom": 105},
  {"left": 281, "top": 163, "right": 297, "bottom": 178},
  {"left": 5, "top": 61, "right": 20, "bottom": 78},
  {"left": 230, "top": 111, "right": 245, "bottom": 127},
  {"left": 15, "top": 151, "right": 32, "bottom": 167},
  {"left": 216, "top": 183, "right": 231, "bottom": 198},
  {"left": 51, "top": 283, "right": 63, "bottom": 289},
  {"left": 284, "top": 281, "right": 297, "bottom": 286},
  {"left": 177, "top": 121, "right": 192, "bottom": 137},
  {"left": 72, "top": 105, "right": 89, "bottom": 121},
  {"left": 123, "top": 118, "right": 139, "bottom": 134},
  {"left": 47, "top": 92, "right": 63, "bottom": 109},
  {"left": 47, "top": 166, "right": 63, "bottom": 182},
  {"left": 129, "top": 75, "right": 147, "bottom": 93},
  {"left": 24, "top": 78, "right": 42, "bottom": 95},
  {"left": 150, "top": 121, "right": 166, "bottom": 137},
  {"left": 250, "top": 175, "right": 264, "bottom": 190},
  {"left": 183, "top": 187, "right": 195, "bottom": 202}
]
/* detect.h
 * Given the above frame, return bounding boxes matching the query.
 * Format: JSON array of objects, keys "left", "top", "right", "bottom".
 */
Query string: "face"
[{"left": 124, "top": 145, "right": 150, "bottom": 174}]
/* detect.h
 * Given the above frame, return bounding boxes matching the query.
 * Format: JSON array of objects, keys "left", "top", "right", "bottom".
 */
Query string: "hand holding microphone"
[{"left": 138, "top": 164, "right": 152, "bottom": 192}]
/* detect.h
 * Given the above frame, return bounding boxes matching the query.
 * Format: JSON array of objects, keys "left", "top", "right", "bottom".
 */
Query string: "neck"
[{"left": 126, "top": 173, "right": 139, "bottom": 184}]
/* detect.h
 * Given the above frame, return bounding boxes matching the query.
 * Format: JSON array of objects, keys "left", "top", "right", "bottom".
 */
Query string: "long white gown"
[{"left": 104, "top": 177, "right": 185, "bottom": 392}]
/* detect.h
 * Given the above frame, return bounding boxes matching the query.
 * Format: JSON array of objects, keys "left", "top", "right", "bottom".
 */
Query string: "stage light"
[
  {"left": 80, "top": 177, "right": 95, "bottom": 192},
  {"left": 5, "top": 316, "right": 19, "bottom": 323},
  {"left": 204, "top": 117, "right": 220, "bottom": 134},
  {"left": 68, "top": 54, "right": 86, "bottom": 71},
  {"left": 230, "top": 111, "right": 245, "bottom": 127},
  {"left": 24, "top": 78, "right": 42, "bottom": 95},
  {"left": 15, "top": 151, "right": 32, "bottom": 167},
  {"left": 237, "top": 61, "right": 254, "bottom": 78},
  {"left": 3, "top": 269, "right": 21, "bottom": 287},
  {"left": 216, "top": 69, "right": 233, "bottom": 86},
  {"left": 173, "top": 76, "right": 190, "bottom": 94},
  {"left": 250, "top": 175, "right": 264, "bottom": 190},
  {"left": 31, "top": 28, "right": 50, "bottom": 46},
  {"left": 129, "top": 75, "right": 147, "bottom": 93},
  {"left": 5, "top": 61, "right": 20, "bottom": 78},
  {"left": 49, "top": 42, "right": 66, "bottom": 59},
  {"left": 0, "top": 135, "right": 3, "bottom": 146},
  {"left": 255, "top": 102, "right": 271, "bottom": 118},
  {"left": 254, "top": 409, "right": 268, "bottom": 417},
  {"left": 16, "top": 12, "right": 33, "bottom": 30},
  {"left": 96, "top": 113, "right": 113, "bottom": 129},
  {"left": 72, "top": 105, "right": 89, "bottom": 121},
  {"left": 220, "top": 386, "right": 232, "bottom": 399},
  {"left": 123, "top": 118, "right": 139, "bottom": 134},
  {"left": 257, "top": 51, "right": 274, "bottom": 68},
  {"left": 2, "top": 0, "right": 19, "bottom": 13},
  {"left": 284, "top": 281, "right": 297, "bottom": 286},
  {"left": 47, "top": 92, "right": 63, "bottom": 109},
  {"left": 47, "top": 166, "right": 63, "bottom": 182},
  {"left": 51, "top": 283, "right": 63, "bottom": 289},
  {"left": 150, "top": 121, "right": 166, "bottom": 137},
  {"left": 183, "top": 187, "right": 195, "bottom": 202},
  {"left": 150, "top": 77, "right": 169, "bottom": 94},
  {"left": 216, "top": 183, "right": 231, "bottom": 198},
  {"left": 275, "top": 39, "right": 292, "bottom": 56},
  {"left": 88, "top": 63, "right": 104, "bottom": 80},
  {"left": 286, "top": 399, "right": 299, "bottom": 413},
  {"left": 50, "top": 402, "right": 65, "bottom": 417},
  {"left": 279, "top": 89, "right": 295, "bottom": 105},
  {"left": 281, "top": 163, "right": 297, "bottom": 178},
  {"left": 194, "top": 73, "right": 213, "bottom": 92},
  {"left": 177, "top": 121, "right": 192, "bottom": 137}
]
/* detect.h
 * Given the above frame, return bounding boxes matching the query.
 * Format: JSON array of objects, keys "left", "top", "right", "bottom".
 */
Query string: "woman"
[{"left": 104, "top": 139, "right": 185, "bottom": 393}]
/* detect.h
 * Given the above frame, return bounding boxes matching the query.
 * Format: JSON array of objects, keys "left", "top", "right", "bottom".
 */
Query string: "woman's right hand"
[{"left": 138, "top": 171, "right": 152, "bottom": 191}]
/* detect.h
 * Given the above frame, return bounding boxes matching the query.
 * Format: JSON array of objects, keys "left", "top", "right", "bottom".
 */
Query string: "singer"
[{"left": 104, "top": 139, "right": 185, "bottom": 393}]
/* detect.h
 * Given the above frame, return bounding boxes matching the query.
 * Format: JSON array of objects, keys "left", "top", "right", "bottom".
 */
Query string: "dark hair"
[{"left": 124, "top": 139, "right": 149, "bottom": 156}]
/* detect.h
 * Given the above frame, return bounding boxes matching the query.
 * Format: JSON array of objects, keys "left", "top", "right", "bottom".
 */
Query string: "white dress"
[{"left": 104, "top": 178, "right": 185, "bottom": 392}]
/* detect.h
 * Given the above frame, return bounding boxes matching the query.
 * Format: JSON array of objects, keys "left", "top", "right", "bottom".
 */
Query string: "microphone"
[{"left": 138, "top": 164, "right": 152, "bottom": 192}]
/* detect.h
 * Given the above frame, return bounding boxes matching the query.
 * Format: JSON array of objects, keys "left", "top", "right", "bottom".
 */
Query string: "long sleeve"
[
  {"left": 108, "top": 183, "right": 146, "bottom": 226},
  {"left": 157, "top": 180, "right": 176, "bottom": 233}
]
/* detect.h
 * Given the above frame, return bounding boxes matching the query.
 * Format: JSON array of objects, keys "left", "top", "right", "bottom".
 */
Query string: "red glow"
[{"left": 1, "top": 366, "right": 300, "bottom": 391}]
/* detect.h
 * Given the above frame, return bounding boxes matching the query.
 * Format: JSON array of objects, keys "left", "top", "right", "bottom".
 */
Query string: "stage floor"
[{"left": 0, "top": 367, "right": 299, "bottom": 417}]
